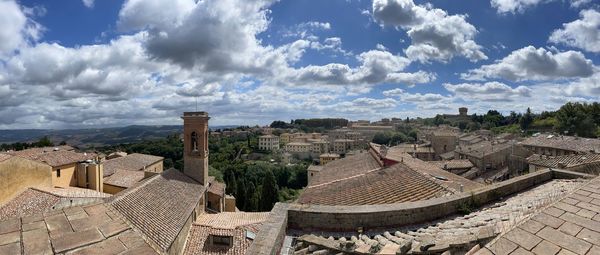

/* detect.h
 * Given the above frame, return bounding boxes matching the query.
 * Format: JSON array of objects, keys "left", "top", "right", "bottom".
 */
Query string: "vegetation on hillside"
[
  {"left": 422, "top": 102, "right": 600, "bottom": 138},
  {"left": 97, "top": 132, "right": 307, "bottom": 212}
]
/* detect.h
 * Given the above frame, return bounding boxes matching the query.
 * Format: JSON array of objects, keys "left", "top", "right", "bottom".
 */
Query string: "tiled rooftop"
[
  {"left": 0, "top": 189, "right": 60, "bottom": 222},
  {"left": 432, "top": 159, "right": 475, "bottom": 170},
  {"left": 456, "top": 140, "right": 513, "bottom": 158},
  {"left": 7, "top": 146, "right": 95, "bottom": 167},
  {"left": 110, "top": 168, "right": 205, "bottom": 252},
  {"left": 208, "top": 180, "right": 226, "bottom": 196},
  {"left": 528, "top": 153, "right": 600, "bottom": 173},
  {"left": 478, "top": 176, "right": 600, "bottom": 255},
  {"left": 521, "top": 134, "right": 600, "bottom": 153},
  {"left": 184, "top": 224, "right": 261, "bottom": 255},
  {"left": 195, "top": 212, "right": 269, "bottom": 229},
  {"left": 103, "top": 169, "right": 146, "bottom": 188},
  {"left": 0, "top": 187, "right": 110, "bottom": 222},
  {"left": 103, "top": 153, "right": 163, "bottom": 177},
  {"left": 290, "top": 179, "right": 586, "bottom": 255},
  {"left": 0, "top": 154, "right": 12, "bottom": 162},
  {"left": 399, "top": 154, "right": 483, "bottom": 192},
  {"left": 296, "top": 162, "right": 452, "bottom": 206},
  {"left": 0, "top": 203, "right": 156, "bottom": 254},
  {"left": 308, "top": 151, "right": 382, "bottom": 187},
  {"left": 184, "top": 211, "right": 268, "bottom": 254}
]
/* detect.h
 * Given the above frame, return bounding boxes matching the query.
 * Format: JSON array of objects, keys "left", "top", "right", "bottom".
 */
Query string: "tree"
[
  {"left": 260, "top": 171, "right": 279, "bottom": 211},
  {"left": 520, "top": 107, "right": 534, "bottom": 132},
  {"left": 246, "top": 182, "right": 260, "bottom": 211},
  {"left": 556, "top": 102, "right": 598, "bottom": 137},
  {"left": 36, "top": 136, "right": 53, "bottom": 147},
  {"left": 372, "top": 132, "right": 391, "bottom": 145}
]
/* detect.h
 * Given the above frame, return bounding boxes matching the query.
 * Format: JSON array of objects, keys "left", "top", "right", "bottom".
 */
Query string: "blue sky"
[{"left": 0, "top": 0, "right": 599, "bottom": 128}]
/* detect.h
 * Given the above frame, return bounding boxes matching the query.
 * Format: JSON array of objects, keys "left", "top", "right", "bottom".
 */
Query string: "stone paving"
[
  {"left": 289, "top": 179, "right": 586, "bottom": 255},
  {"left": 0, "top": 203, "right": 156, "bottom": 254},
  {"left": 477, "top": 176, "right": 600, "bottom": 255}
]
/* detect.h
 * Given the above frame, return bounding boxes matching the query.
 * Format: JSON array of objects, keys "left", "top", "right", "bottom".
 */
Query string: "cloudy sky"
[{"left": 0, "top": 0, "right": 599, "bottom": 129}]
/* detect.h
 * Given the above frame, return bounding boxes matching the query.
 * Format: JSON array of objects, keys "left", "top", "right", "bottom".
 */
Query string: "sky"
[{"left": 0, "top": 0, "right": 599, "bottom": 129}]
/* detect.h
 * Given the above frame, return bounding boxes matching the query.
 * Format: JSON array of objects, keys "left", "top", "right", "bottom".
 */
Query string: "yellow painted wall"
[
  {"left": 144, "top": 161, "right": 163, "bottom": 173},
  {"left": 0, "top": 157, "right": 52, "bottom": 205},
  {"left": 51, "top": 163, "right": 78, "bottom": 188},
  {"left": 103, "top": 183, "right": 125, "bottom": 195}
]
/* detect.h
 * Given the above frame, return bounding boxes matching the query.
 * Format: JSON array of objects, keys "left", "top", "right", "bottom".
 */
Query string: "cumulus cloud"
[
  {"left": 372, "top": 0, "right": 487, "bottom": 63},
  {"left": 383, "top": 88, "right": 449, "bottom": 102},
  {"left": 443, "top": 82, "right": 532, "bottom": 101},
  {"left": 549, "top": 9, "right": 600, "bottom": 53},
  {"left": 82, "top": 0, "right": 95, "bottom": 8},
  {"left": 0, "top": 0, "right": 44, "bottom": 57},
  {"left": 288, "top": 49, "right": 435, "bottom": 86},
  {"left": 461, "top": 46, "right": 596, "bottom": 81},
  {"left": 116, "top": 0, "right": 282, "bottom": 73},
  {"left": 491, "top": 0, "right": 592, "bottom": 14}
]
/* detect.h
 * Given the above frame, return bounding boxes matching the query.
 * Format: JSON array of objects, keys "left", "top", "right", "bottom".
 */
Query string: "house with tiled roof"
[
  {"left": 4, "top": 146, "right": 99, "bottom": 190},
  {"left": 520, "top": 134, "right": 600, "bottom": 155},
  {"left": 102, "top": 153, "right": 164, "bottom": 194},
  {"left": 297, "top": 143, "right": 482, "bottom": 206},
  {"left": 528, "top": 153, "right": 600, "bottom": 175},
  {"left": 0, "top": 112, "right": 249, "bottom": 255}
]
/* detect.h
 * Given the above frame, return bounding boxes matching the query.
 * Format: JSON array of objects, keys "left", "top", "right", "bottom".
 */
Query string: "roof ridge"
[{"left": 108, "top": 170, "right": 163, "bottom": 203}]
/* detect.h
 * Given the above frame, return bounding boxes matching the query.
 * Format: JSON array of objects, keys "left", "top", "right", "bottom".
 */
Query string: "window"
[
  {"left": 191, "top": 131, "right": 198, "bottom": 151},
  {"left": 56, "top": 169, "right": 61, "bottom": 177},
  {"left": 211, "top": 235, "right": 232, "bottom": 246}
]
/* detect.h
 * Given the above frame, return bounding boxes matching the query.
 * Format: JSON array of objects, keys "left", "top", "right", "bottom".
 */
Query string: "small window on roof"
[{"left": 211, "top": 235, "right": 232, "bottom": 247}]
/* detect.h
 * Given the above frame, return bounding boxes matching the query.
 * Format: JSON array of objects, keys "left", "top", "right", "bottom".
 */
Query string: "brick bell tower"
[{"left": 182, "top": 112, "right": 210, "bottom": 186}]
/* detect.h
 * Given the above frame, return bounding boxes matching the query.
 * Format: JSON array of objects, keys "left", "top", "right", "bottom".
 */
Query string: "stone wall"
[
  {"left": 246, "top": 203, "right": 290, "bottom": 255},
  {"left": 0, "top": 156, "right": 52, "bottom": 205}
]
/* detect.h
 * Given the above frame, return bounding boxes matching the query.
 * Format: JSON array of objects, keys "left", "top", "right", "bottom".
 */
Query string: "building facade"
[{"left": 259, "top": 135, "right": 280, "bottom": 151}]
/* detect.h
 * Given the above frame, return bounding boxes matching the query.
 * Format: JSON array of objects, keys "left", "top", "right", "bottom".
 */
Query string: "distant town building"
[
  {"left": 459, "top": 107, "right": 468, "bottom": 116},
  {"left": 319, "top": 153, "right": 340, "bottom": 165},
  {"left": 528, "top": 153, "right": 600, "bottom": 175},
  {"left": 520, "top": 134, "right": 600, "bottom": 156},
  {"left": 258, "top": 135, "right": 280, "bottom": 151}
]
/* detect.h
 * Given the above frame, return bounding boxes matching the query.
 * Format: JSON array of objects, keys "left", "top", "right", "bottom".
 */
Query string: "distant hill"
[{"left": 0, "top": 125, "right": 239, "bottom": 148}]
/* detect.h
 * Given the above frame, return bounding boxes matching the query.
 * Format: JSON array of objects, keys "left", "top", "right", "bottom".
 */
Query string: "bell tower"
[{"left": 182, "top": 112, "right": 209, "bottom": 186}]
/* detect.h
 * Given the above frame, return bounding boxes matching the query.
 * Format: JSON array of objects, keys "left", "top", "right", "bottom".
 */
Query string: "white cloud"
[
  {"left": 461, "top": 46, "right": 596, "bottom": 81},
  {"left": 372, "top": 0, "right": 487, "bottom": 63},
  {"left": 287, "top": 49, "right": 435, "bottom": 86},
  {"left": 0, "top": 0, "right": 43, "bottom": 57},
  {"left": 82, "top": 0, "right": 95, "bottom": 8},
  {"left": 443, "top": 81, "right": 532, "bottom": 101},
  {"left": 491, "top": 0, "right": 592, "bottom": 13},
  {"left": 549, "top": 9, "right": 600, "bottom": 53},
  {"left": 383, "top": 88, "right": 449, "bottom": 102}
]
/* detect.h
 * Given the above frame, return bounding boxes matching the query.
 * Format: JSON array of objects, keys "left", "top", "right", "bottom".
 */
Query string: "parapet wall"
[
  {"left": 248, "top": 168, "right": 594, "bottom": 254},
  {"left": 286, "top": 169, "right": 554, "bottom": 231}
]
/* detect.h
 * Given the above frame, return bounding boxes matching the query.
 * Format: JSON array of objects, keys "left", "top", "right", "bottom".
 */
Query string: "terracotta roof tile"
[
  {"left": 103, "top": 169, "right": 146, "bottom": 188},
  {"left": 309, "top": 151, "right": 382, "bottom": 187},
  {"left": 0, "top": 153, "right": 12, "bottom": 162},
  {"left": 0, "top": 188, "right": 59, "bottom": 221},
  {"left": 103, "top": 153, "right": 163, "bottom": 177},
  {"left": 521, "top": 134, "right": 600, "bottom": 153},
  {"left": 195, "top": 212, "right": 269, "bottom": 229},
  {"left": 8, "top": 148, "right": 96, "bottom": 167},
  {"left": 184, "top": 224, "right": 260, "bottom": 255},
  {"left": 208, "top": 180, "right": 226, "bottom": 197},
  {"left": 297, "top": 163, "right": 452, "bottom": 206},
  {"left": 110, "top": 168, "right": 205, "bottom": 252},
  {"left": 432, "top": 159, "right": 474, "bottom": 170},
  {"left": 400, "top": 154, "right": 483, "bottom": 192}
]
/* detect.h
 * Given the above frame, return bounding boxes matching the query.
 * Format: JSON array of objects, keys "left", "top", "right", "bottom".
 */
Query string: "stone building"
[
  {"left": 102, "top": 153, "right": 164, "bottom": 194},
  {"left": 520, "top": 134, "right": 600, "bottom": 156},
  {"left": 258, "top": 134, "right": 280, "bottom": 151},
  {"left": 0, "top": 111, "right": 253, "bottom": 255},
  {"left": 528, "top": 153, "right": 600, "bottom": 175},
  {"left": 455, "top": 140, "right": 513, "bottom": 171},
  {"left": 319, "top": 153, "right": 340, "bottom": 165},
  {"left": 429, "top": 130, "right": 459, "bottom": 160}
]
